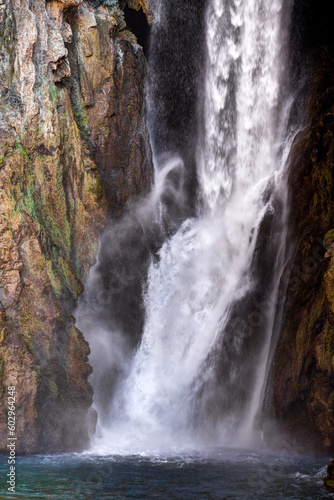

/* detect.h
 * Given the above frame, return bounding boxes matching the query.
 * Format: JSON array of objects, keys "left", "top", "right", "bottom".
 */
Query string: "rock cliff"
[
  {"left": 268, "top": 48, "right": 334, "bottom": 454},
  {"left": 0, "top": 0, "right": 152, "bottom": 453}
]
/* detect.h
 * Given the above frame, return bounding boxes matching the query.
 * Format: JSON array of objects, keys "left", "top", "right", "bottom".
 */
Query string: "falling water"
[{"left": 77, "top": 0, "right": 297, "bottom": 454}]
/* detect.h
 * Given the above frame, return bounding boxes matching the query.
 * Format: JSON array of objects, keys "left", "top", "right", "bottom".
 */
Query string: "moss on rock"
[
  {"left": 0, "top": 0, "right": 152, "bottom": 453},
  {"left": 270, "top": 49, "right": 334, "bottom": 453}
]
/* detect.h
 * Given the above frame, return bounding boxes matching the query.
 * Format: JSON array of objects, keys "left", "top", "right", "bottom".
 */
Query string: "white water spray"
[{"left": 77, "top": 0, "right": 296, "bottom": 454}]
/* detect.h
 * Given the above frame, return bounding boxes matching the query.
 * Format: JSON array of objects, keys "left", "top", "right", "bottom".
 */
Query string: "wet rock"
[
  {"left": 268, "top": 49, "right": 334, "bottom": 454},
  {"left": 324, "top": 460, "right": 334, "bottom": 491},
  {"left": 68, "top": 1, "right": 153, "bottom": 215},
  {"left": 0, "top": 0, "right": 152, "bottom": 453}
]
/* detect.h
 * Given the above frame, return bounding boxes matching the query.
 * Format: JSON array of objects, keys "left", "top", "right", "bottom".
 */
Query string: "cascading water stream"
[{"left": 76, "top": 0, "right": 297, "bottom": 454}]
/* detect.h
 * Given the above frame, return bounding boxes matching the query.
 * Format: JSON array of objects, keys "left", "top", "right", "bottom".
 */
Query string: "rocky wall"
[{"left": 0, "top": 0, "right": 152, "bottom": 453}]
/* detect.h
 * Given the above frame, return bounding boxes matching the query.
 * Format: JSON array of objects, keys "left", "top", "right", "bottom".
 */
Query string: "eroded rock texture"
[
  {"left": 0, "top": 0, "right": 152, "bottom": 453},
  {"left": 68, "top": 2, "right": 152, "bottom": 214},
  {"left": 268, "top": 51, "right": 334, "bottom": 454}
]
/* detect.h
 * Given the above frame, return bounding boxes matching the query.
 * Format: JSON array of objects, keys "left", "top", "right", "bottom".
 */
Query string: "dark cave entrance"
[{"left": 124, "top": 6, "right": 150, "bottom": 56}]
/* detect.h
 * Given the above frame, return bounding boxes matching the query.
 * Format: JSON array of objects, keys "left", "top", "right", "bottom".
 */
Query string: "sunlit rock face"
[
  {"left": 68, "top": 2, "right": 153, "bottom": 215},
  {"left": 0, "top": 0, "right": 152, "bottom": 453}
]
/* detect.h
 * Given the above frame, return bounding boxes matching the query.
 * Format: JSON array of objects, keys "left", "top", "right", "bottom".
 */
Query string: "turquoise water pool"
[{"left": 0, "top": 448, "right": 332, "bottom": 499}]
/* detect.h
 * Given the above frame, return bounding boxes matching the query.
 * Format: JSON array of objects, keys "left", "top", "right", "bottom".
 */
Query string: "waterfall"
[{"left": 76, "top": 0, "right": 297, "bottom": 453}]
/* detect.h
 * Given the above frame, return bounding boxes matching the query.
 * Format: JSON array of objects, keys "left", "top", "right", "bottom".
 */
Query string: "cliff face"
[
  {"left": 269, "top": 50, "right": 334, "bottom": 454},
  {"left": 0, "top": 0, "right": 152, "bottom": 453}
]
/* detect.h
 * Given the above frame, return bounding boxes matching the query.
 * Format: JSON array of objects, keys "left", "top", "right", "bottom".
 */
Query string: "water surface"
[{"left": 0, "top": 448, "right": 332, "bottom": 499}]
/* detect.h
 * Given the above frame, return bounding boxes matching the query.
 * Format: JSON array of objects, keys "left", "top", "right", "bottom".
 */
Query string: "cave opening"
[{"left": 124, "top": 6, "right": 150, "bottom": 56}]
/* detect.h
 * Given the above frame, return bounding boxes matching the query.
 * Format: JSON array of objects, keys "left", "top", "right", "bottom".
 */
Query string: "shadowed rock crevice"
[
  {"left": 123, "top": 5, "right": 150, "bottom": 56},
  {"left": 264, "top": 0, "right": 334, "bottom": 455}
]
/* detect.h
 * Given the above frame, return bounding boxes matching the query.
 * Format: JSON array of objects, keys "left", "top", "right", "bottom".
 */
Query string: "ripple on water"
[{"left": 0, "top": 449, "right": 332, "bottom": 500}]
